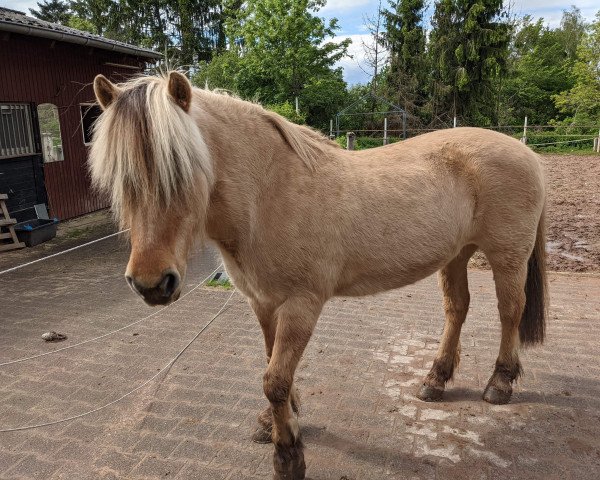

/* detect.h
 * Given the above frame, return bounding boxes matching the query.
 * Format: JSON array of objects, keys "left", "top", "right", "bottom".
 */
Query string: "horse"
[{"left": 89, "top": 71, "right": 547, "bottom": 480}]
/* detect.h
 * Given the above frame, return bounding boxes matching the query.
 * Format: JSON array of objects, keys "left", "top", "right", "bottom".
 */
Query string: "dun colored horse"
[{"left": 90, "top": 72, "right": 547, "bottom": 480}]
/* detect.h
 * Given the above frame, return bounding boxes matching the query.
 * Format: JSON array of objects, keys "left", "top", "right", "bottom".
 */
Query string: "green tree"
[
  {"left": 194, "top": 50, "right": 241, "bottom": 91},
  {"left": 230, "top": 0, "right": 349, "bottom": 106},
  {"left": 64, "top": 0, "right": 229, "bottom": 65},
  {"left": 498, "top": 9, "right": 586, "bottom": 125},
  {"left": 558, "top": 6, "right": 587, "bottom": 62},
  {"left": 554, "top": 12, "right": 600, "bottom": 125},
  {"left": 198, "top": 0, "right": 349, "bottom": 129},
  {"left": 429, "top": 0, "right": 510, "bottom": 125},
  {"left": 382, "top": 0, "right": 428, "bottom": 118},
  {"left": 29, "top": 0, "right": 71, "bottom": 24}
]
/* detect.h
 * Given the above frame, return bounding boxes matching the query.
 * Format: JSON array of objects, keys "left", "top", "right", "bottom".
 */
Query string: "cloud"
[
  {"left": 3, "top": 0, "right": 37, "bottom": 14},
  {"left": 319, "top": 0, "right": 372, "bottom": 14},
  {"left": 511, "top": 1, "right": 599, "bottom": 26},
  {"left": 332, "top": 34, "right": 389, "bottom": 85}
]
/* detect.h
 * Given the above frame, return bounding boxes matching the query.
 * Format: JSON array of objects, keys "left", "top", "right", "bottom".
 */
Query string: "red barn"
[{"left": 0, "top": 7, "right": 161, "bottom": 221}]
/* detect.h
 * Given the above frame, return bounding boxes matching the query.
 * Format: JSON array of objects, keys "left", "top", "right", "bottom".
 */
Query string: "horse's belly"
[{"left": 334, "top": 250, "right": 449, "bottom": 297}]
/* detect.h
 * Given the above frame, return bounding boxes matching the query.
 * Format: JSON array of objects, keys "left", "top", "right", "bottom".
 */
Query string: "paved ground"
[{"left": 0, "top": 221, "right": 599, "bottom": 479}]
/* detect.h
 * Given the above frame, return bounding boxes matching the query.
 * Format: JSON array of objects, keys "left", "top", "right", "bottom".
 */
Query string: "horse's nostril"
[{"left": 158, "top": 272, "right": 179, "bottom": 298}]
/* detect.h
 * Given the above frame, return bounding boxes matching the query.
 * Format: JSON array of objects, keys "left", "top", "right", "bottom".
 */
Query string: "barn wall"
[{"left": 0, "top": 33, "right": 147, "bottom": 220}]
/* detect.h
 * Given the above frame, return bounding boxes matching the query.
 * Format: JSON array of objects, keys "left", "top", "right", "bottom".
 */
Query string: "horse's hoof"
[
  {"left": 417, "top": 384, "right": 444, "bottom": 402},
  {"left": 252, "top": 425, "right": 273, "bottom": 444},
  {"left": 483, "top": 385, "right": 512, "bottom": 405},
  {"left": 273, "top": 441, "right": 305, "bottom": 480}
]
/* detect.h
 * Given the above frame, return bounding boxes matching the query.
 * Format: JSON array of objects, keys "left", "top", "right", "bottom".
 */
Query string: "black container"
[{"left": 14, "top": 219, "right": 58, "bottom": 247}]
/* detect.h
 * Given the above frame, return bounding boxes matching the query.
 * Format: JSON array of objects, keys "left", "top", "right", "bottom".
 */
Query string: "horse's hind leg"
[
  {"left": 264, "top": 294, "right": 323, "bottom": 480},
  {"left": 483, "top": 258, "right": 528, "bottom": 404},
  {"left": 418, "top": 244, "right": 477, "bottom": 402}
]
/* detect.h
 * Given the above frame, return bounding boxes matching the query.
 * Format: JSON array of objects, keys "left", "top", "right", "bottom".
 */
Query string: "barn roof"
[{"left": 0, "top": 7, "right": 161, "bottom": 60}]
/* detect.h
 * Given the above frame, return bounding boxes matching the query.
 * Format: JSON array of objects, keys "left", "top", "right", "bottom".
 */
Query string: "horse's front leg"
[
  {"left": 251, "top": 299, "right": 303, "bottom": 444},
  {"left": 250, "top": 299, "right": 277, "bottom": 443},
  {"left": 263, "top": 294, "right": 323, "bottom": 480}
]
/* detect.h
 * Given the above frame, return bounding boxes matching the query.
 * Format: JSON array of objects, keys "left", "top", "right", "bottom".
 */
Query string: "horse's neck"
[{"left": 196, "top": 92, "right": 281, "bottom": 245}]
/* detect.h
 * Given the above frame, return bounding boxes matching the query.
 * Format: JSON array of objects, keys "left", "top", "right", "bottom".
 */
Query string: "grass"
[
  {"left": 205, "top": 279, "right": 233, "bottom": 289},
  {"left": 65, "top": 227, "right": 91, "bottom": 239},
  {"left": 337, "top": 135, "right": 599, "bottom": 155}
]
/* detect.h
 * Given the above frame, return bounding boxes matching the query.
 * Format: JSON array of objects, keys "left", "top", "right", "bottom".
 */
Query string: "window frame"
[
  {"left": 37, "top": 102, "right": 64, "bottom": 163},
  {"left": 0, "top": 103, "right": 36, "bottom": 160}
]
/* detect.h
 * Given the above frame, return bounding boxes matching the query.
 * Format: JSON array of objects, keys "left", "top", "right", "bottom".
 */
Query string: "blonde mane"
[
  {"left": 263, "top": 109, "right": 337, "bottom": 171},
  {"left": 196, "top": 87, "right": 338, "bottom": 171},
  {"left": 89, "top": 74, "right": 214, "bottom": 221}
]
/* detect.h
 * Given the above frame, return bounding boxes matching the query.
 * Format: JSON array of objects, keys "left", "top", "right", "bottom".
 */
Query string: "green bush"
[{"left": 266, "top": 102, "right": 307, "bottom": 125}]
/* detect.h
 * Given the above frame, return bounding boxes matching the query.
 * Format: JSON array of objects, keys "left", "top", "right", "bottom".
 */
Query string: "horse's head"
[{"left": 89, "top": 72, "right": 214, "bottom": 305}]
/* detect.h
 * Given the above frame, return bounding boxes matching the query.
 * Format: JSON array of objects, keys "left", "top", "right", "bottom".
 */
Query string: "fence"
[{"left": 335, "top": 117, "right": 600, "bottom": 153}]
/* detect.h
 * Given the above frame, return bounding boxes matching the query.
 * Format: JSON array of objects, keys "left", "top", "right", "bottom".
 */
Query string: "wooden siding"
[{"left": 0, "top": 33, "right": 146, "bottom": 219}]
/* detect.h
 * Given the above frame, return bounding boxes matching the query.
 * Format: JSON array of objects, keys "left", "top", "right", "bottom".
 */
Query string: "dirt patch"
[{"left": 471, "top": 154, "right": 600, "bottom": 273}]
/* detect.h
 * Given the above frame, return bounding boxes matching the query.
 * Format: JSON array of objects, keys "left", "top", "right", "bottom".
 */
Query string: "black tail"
[{"left": 519, "top": 209, "right": 548, "bottom": 346}]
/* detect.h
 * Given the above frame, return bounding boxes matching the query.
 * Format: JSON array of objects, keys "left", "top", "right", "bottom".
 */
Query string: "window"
[
  {"left": 80, "top": 104, "right": 102, "bottom": 145},
  {"left": 37, "top": 103, "right": 63, "bottom": 163},
  {"left": 0, "top": 103, "right": 36, "bottom": 159}
]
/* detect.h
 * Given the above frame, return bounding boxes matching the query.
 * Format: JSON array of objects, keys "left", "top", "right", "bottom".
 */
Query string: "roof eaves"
[{"left": 0, "top": 17, "right": 161, "bottom": 60}]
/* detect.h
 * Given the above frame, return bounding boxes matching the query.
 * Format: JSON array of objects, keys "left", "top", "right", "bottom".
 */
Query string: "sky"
[{"left": 3, "top": 0, "right": 599, "bottom": 85}]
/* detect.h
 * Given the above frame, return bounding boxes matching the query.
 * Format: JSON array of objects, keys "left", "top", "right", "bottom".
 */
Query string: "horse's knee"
[{"left": 263, "top": 370, "right": 290, "bottom": 405}]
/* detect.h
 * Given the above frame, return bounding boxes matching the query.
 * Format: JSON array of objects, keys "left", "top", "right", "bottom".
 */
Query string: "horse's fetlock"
[
  {"left": 494, "top": 360, "right": 522, "bottom": 382},
  {"left": 428, "top": 358, "right": 454, "bottom": 384}
]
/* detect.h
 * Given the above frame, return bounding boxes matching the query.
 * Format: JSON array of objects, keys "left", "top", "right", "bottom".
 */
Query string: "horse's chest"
[{"left": 214, "top": 240, "right": 268, "bottom": 302}]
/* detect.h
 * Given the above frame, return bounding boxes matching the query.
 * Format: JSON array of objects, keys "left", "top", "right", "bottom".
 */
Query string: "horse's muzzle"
[{"left": 125, "top": 270, "right": 181, "bottom": 306}]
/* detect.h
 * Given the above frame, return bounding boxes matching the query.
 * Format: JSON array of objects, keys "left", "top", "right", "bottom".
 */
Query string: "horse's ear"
[
  {"left": 167, "top": 71, "right": 192, "bottom": 112},
  {"left": 93, "top": 75, "right": 120, "bottom": 110}
]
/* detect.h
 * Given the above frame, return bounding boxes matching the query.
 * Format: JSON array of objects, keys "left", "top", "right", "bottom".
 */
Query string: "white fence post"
[
  {"left": 597, "top": 129, "right": 600, "bottom": 153},
  {"left": 521, "top": 116, "right": 528, "bottom": 144},
  {"left": 329, "top": 119, "right": 334, "bottom": 140},
  {"left": 453, "top": 116, "right": 457, "bottom": 128},
  {"left": 383, "top": 117, "right": 388, "bottom": 145}
]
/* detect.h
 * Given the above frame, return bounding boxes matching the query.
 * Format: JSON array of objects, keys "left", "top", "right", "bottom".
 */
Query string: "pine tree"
[
  {"left": 382, "top": 0, "right": 427, "bottom": 117},
  {"left": 29, "top": 0, "right": 71, "bottom": 24},
  {"left": 429, "top": 0, "right": 510, "bottom": 125}
]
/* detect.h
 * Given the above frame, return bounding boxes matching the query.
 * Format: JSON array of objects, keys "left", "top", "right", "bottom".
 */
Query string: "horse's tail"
[{"left": 519, "top": 207, "right": 548, "bottom": 346}]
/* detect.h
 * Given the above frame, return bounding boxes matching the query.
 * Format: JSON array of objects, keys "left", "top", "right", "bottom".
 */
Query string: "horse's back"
[
  {"left": 354, "top": 127, "right": 546, "bottom": 232},
  {"left": 329, "top": 128, "right": 545, "bottom": 294}
]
